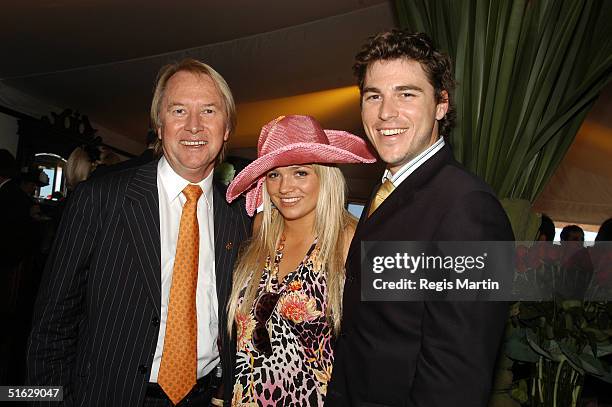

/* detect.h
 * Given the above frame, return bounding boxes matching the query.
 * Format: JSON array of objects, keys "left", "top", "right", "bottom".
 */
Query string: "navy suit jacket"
[
  {"left": 327, "top": 144, "right": 514, "bottom": 407},
  {"left": 27, "top": 159, "right": 250, "bottom": 406}
]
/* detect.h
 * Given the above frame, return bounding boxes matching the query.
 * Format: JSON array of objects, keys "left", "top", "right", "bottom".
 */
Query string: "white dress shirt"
[
  {"left": 381, "top": 137, "right": 445, "bottom": 188},
  {"left": 149, "top": 157, "right": 219, "bottom": 382}
]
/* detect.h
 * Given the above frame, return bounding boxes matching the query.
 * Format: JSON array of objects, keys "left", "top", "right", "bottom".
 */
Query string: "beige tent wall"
[{"left": 533, "top": 83, "right": 612, "bottom": 227}]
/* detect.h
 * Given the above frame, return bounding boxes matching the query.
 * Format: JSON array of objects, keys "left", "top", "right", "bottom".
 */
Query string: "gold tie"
[
  {"left": 367, "top": 179, "right": 395, "bottom": 218},
  {"left": 158, "top": 184, "right": 202, "bottom": 404}
]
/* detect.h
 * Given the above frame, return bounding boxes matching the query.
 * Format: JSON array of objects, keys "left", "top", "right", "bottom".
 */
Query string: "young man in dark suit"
[
  {"left": 27, "top": 59, "right": 251, "bottom": 406},
  {"left": 327, "top": 30, "right": 514, "bottom": 407}
]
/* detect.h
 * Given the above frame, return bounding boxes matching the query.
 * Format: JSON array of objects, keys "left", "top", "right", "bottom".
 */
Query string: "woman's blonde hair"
[
  {"left": 65, "top": 146, "right": 124, "bottom": 189},
  {"left": 65, "top": 146, "right": 94, "bottom": 189},
  {"left": 227, "top": 164, "right": 355, "bottom": 336}
]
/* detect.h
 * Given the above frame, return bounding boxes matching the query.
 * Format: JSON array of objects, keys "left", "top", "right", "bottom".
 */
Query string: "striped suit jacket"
[{"left": 27, "top": 160, "right": 250, "bottom": 406}]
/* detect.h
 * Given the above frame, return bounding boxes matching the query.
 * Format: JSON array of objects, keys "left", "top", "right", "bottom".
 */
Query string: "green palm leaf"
[{"left": 395, "top": 0, "right": 612, "bottom": 201}]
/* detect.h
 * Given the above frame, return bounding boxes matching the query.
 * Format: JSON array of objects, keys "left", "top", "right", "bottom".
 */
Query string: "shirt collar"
[
  {"left": 382, "top": 137, "right": 445, "bottom": 186},
  {"left": 158, "top": 156, "right": 213, "bottom": 210}
]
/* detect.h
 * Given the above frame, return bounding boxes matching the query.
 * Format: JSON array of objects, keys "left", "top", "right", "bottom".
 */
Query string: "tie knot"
[
  {"left": 182, "top": 184, "right": 202, "bottom": 202},
  {"left": 367, "top": 179, "right": 395, "bottom": 218},
  {"left": 379, "top": 179, "right": 395, "bottom": 196}
]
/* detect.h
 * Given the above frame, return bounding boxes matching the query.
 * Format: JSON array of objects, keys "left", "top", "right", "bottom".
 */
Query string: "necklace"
[{"left": 265, "top": 234, "right": 285, "bottom": 292}]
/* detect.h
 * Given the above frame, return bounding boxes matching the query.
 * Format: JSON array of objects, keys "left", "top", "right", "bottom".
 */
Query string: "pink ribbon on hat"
[{"left": 244, "top": 178, "right": 265, "bottom": 216}]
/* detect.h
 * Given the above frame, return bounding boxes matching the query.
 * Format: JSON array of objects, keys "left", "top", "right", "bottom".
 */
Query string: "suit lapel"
[
  {"left": 364, "top": 143, "right": 453, "bottom": 225},
  {"left": 213, "top": 183, "right": 231, "bottom": 305},
  {"left": 124, "top": 160, "right": 162, "bottom": 316},
  {"left": 350, "top": 144, "right": 454, "bottom": 263},
  {"left": 347, "top": 184, "right": 378, "bottom": 262}
]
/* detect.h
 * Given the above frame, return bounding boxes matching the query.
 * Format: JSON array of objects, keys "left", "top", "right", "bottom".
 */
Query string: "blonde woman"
[
  {"left": 65, "top": 146, "right": 96, "bottom": 190},
  {"left": 225, "top": 115, "right": 375, "bottom": 406},
  {"left": 65, "top": 145, "right": 123, "bottom": 190}
]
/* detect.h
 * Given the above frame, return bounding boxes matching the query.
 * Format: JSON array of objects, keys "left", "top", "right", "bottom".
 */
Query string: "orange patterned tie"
[
  {"left": 367, "top": 179, "right": 395, "bottom": 218},
  {"left": 158, "top": 184, "right": 202, "bottom": 404}
]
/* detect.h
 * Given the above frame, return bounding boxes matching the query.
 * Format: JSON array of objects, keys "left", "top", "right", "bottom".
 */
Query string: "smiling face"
[
  {"left": 265, "top": 165, "right": 320, "bottom": 223},
  {"left": 361, "top": 58, "right": 448, "bottom": 174},
  {"left": 158, "top": 70, "right": 229, "bottom": 182}
]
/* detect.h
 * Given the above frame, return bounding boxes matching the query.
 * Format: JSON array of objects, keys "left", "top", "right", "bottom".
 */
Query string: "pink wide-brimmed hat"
[{"left": 226, "top": 115, "right": 376, "bottom": 215}]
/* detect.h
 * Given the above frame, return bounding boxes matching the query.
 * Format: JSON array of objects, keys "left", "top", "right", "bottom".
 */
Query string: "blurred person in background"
[
  {"left": 560, "top": 224, "right": 585, "bottom": 242},
  {"left": 65, "top": 144, "right": 123, "bottom": 190},
  {"left": 582, "top": 217, "right": 612, "bottom": 404},
  {"left": 91, "top": 129, "right": 158, "bottom": 177},
  {"left": 0, "top": 149, "right": 31, "bottom": 384},
  {"left": 0, "top": 150, "right": 40, "bottom": 385},
  {"left": 17, "top": 166, "right": 49, "bottom": 221},
  {"left": 537, "top": 214, "right": 556, "bottom": 241},
  {"left": 595, "top": 218, "right": 612, "bottom": 242}
]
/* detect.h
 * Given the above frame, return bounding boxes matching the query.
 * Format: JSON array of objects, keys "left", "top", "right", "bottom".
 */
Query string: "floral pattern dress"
[{"left": 233, "top": 243, "right": 333, "bottom": 406}]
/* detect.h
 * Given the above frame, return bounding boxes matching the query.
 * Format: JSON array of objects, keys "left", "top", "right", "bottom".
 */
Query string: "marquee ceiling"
[
  {"left": 0, "top": 0, "right": 395, "bottom": 151},
  {"left": 1, "top": 1, "right": 610, "bottom": 226}
]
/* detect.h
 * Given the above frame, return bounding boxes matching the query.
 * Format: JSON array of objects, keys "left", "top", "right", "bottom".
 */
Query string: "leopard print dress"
[{"left": 233, "top": 243, "right": 333, "bottom": 406}]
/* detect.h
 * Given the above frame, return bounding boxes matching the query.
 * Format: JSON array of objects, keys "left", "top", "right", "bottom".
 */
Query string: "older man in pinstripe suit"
[{"left": 27, "top": 59, "right": 251, "bottom": 407}]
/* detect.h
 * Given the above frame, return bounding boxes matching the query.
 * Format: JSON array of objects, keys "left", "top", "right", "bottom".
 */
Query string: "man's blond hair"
[{"left": 150, "top": 59, "right": 236, "bottom": 159}]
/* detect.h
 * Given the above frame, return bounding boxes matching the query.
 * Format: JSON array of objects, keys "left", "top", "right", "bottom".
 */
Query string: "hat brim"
[{"left": 226, "top": 131, "right": 375, "bottom": 214}]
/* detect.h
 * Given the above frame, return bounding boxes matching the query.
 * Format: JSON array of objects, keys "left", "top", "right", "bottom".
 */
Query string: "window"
[
  {"left": 348, "top": 202, "right": 365, "bottom": 219},
  {"left": 34, "top": 153, "right": 67, "bottom": 200}
]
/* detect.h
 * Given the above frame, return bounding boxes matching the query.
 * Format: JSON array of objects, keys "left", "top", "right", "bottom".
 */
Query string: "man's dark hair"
[
  {"left": 560, "top": 225, "right": 584, "bottom": 241},
  {"left": 596, "top": 218, "right": 612, "bottom": 242},
  {"left": 353, "top": 29, "right": 456, "bottom": 138},
  {"left": 538, "top": 214, "right": 555, "bottom": 241}
]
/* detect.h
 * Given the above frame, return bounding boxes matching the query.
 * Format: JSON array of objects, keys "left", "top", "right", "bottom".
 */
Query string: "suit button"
[
  {"left": 138, "top": 364, "right": 147, "bottom": 374},
  {"left": 151, "top": 316, "right": 160, "bottom": 326}
]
